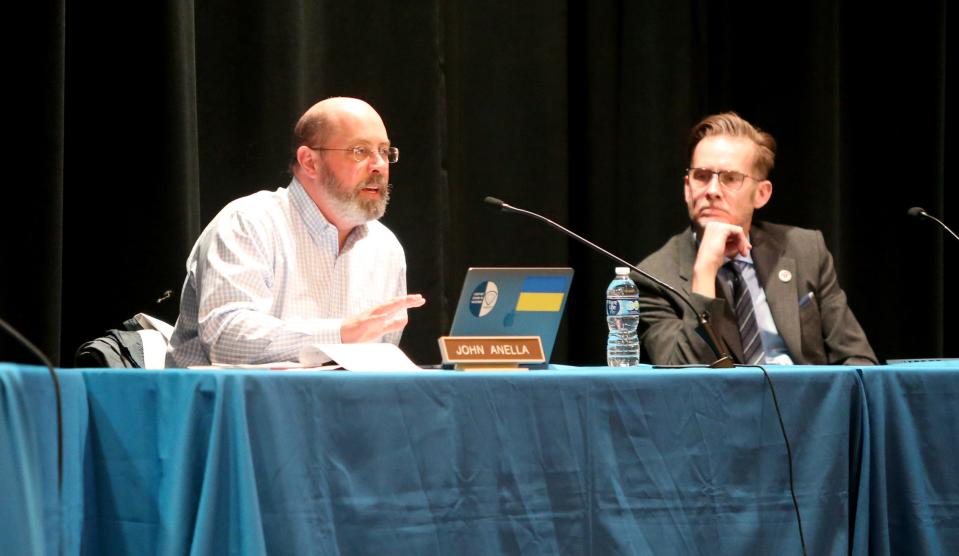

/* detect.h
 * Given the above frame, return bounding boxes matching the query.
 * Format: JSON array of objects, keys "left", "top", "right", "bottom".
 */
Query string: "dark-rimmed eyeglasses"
[
  {"left": 686, "top": 167, "right": 760, "bottom": 191},
  {"left": 309, "top": 145, "right": 399, "bottom": 164}
]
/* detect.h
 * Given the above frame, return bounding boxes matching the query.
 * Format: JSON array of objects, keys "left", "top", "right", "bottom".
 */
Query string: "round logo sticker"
[{"left": 469, "top": 281, "right": 498, "bottom": 317}]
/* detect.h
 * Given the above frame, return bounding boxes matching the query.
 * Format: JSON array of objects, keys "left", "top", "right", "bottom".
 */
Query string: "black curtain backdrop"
[{"left": 2, "top": 1, "right": 954, "bottom": 366}]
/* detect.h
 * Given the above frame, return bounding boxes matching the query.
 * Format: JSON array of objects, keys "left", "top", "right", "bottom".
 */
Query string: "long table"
[{"left": 2, "top": 362, "right": 956, "bottom": 555}]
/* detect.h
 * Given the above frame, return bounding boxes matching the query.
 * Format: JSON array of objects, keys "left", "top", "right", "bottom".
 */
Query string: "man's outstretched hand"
[{"left": 340, "top": 294, "right": 426, "bottom": 343}]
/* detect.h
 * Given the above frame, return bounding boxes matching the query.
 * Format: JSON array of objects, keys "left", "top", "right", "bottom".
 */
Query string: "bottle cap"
[{"left": 615, "top": 266, "right": 630, "bottom": 275}]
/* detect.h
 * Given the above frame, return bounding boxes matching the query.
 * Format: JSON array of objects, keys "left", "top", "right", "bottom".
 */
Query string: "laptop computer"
[{"left": 448, "top": 267, "right": 574, "bottom": 363}]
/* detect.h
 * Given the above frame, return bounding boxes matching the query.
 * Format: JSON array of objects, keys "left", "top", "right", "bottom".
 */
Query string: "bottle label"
[{"left": 606, "top": 298, "right": 640, "bottom": 317}]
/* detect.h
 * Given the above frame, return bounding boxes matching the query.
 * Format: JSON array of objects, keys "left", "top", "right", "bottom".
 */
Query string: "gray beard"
[{"left": 320, "top": 170, "right": 390, "bottom": 226}]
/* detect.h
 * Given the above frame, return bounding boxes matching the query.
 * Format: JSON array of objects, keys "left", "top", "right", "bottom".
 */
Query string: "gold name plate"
[{"left": 437, "top": 336, "right": 545, "bottom": 371}]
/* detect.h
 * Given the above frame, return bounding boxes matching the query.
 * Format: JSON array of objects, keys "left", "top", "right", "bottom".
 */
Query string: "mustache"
[{"left": 356, "top": 176, "right": 392, "bottom": 191}]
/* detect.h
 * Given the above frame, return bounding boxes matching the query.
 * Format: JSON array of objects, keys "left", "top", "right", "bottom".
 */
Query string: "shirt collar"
[{"left": 289, "top": 177, "right": 369, "bottom": 248}]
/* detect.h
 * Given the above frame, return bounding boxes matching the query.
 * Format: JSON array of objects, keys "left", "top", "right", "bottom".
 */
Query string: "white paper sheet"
[
  {"left": 188, "top": 362, "right": 342, "bottom": 371},
  {"left": 299, "top": 343, "right": 422, "bottom": 371}
]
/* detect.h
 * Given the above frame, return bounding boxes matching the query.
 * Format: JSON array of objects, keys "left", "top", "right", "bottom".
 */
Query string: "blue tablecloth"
[
  {"left": 0, "top": 363, "right": 86, "bottom": 556},
  {"left": 2, "top": 362, "right": 956, "bottom": 555},
  {"left": 860, "top": 363, "right": 959, "bottom": 554}
]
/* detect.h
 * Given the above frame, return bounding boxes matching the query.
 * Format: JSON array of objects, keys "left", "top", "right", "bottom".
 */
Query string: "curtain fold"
[{"left": 2, "top": 1, "right": 65, "bottom": 364}]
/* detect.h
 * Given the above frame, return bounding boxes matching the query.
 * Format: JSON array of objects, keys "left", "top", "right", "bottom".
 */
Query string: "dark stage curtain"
[{"left": 2, "top": 1, "right": 953, "bottom": 366}]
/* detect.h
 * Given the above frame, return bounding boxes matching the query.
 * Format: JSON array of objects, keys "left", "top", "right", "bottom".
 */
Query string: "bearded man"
[{"left": 166, "top": 97, "right": 425, "bottom": 367}]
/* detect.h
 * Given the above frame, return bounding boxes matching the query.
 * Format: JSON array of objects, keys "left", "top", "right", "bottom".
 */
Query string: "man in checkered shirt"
[{"left": 166, "top": 97, "right": 425, "bottom": 367}]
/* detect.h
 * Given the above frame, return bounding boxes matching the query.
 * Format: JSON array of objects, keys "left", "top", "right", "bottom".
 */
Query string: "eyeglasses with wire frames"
[
  {"left": 686, "top": 167, "right": 761, "bottom": 192},
  {"left": 309, "top": 145, "right": 399, "bottom": 164}
]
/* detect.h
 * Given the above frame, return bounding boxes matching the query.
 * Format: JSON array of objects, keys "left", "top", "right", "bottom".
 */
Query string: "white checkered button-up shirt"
[{"left": 166, "top": 178, "right": 408, "bottom": 367}]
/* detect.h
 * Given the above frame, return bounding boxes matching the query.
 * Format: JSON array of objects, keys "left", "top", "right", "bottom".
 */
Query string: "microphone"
[
  {"left": 484, "top": 196, "right": 734, "bottom": 368},
  {"left": 908, "top": 206, "right": 959, "bottom": 242}
]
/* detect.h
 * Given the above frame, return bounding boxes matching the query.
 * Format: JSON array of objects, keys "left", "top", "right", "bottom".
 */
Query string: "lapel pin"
[{"left": 778, "top": 269, "right": 793, "bottom": 283}]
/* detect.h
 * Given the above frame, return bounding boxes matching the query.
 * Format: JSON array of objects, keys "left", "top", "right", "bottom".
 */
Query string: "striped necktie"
[{"left": 724, "top": 261, "right": 765, "bottom": 365}]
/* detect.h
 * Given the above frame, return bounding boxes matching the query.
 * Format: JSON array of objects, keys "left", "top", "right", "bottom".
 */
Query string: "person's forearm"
[
  {"left": 201, "top": 309, "right": 342, "bottom": 364},
  {"left": 639, "top": 287, "right": 731, "bottom": 365}
]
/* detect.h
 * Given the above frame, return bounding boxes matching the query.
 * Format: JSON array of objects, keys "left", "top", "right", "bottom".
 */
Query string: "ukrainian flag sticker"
[{"left": 515, "top": 276, "right": 567, "bottom": 312}]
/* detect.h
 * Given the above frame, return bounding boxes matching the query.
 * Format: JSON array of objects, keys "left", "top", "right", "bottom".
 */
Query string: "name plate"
[{"left": 438, "top": 336, "right": 545, "bottom": 370}]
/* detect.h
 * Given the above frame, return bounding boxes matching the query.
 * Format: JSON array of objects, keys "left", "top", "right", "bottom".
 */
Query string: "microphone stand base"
[{"left": 708, "top": 356, "right": 735, "bottom": 369}]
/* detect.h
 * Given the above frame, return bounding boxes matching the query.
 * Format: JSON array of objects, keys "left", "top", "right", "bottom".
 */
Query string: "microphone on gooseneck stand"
[
  {"left": 483, "top": 196, "right": 734, "bottom": 368},
  {"left": 908, "top": 206, "right": 959, "bottom": 242}
]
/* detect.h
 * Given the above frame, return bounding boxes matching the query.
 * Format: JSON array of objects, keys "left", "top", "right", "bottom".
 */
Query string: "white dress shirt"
[{"left": 166, "top": 178, "right": 407, "bottom": 367}]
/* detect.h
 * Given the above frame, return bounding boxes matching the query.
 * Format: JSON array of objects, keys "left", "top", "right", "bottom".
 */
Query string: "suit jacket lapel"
[
  {"left": 751, "top": 224, "right": 802, "bottom": 360},
  {"left": 677, "top": 229, "right": 695, "bottom": 287}
]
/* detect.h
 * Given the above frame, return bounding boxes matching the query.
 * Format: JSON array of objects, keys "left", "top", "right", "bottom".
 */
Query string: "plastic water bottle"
[{"left": 606, "top": 267, "right": 640, "bottom": 367}]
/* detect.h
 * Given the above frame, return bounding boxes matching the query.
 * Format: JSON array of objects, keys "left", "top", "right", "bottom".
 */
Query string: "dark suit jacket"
[{"left": 636, "top": 221, "right": 877, "bottom": 365}]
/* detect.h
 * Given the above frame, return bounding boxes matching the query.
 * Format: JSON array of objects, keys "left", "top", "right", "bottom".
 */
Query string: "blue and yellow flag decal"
[{"left": 515, "top": 276, "right": 567, "bottom": 312}]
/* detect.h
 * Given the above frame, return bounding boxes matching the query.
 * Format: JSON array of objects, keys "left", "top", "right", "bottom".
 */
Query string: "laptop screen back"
[{"left": 449, "top": 267, "right": 574, "bottom": 363}]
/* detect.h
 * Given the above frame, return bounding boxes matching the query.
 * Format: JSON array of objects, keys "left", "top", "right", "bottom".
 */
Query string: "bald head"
[{"left": 293, "top": 97, "right": 386, "bottom": 156}]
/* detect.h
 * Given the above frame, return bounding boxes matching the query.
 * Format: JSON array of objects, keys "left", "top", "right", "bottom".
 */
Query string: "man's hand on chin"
[{"left": 691, "top": 222, "right": 751, "bottom": 298}]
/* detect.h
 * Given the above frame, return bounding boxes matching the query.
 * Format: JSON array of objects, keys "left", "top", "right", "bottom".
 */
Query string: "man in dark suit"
[{"left": 637, "top": 112, "right": 877, "bottom": 366}]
